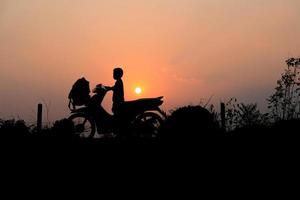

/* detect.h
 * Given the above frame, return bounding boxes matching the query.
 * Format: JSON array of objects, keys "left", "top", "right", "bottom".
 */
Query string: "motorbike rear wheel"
[
  {"left": 134, "top": 112, "right": 164, "bottom": 138},
  {"left": 68, "top": 113, "right": 96, "bottom": 138}
]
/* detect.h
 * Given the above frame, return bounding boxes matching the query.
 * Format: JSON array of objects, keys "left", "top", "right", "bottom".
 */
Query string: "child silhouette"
[{"left": 107, "top": 67, "right": 124, "bottom": 114}]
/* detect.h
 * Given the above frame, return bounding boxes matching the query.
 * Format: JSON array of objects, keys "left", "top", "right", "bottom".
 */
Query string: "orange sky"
[{"left": 1, "top": 0, "right": 300, "bottom": 123}]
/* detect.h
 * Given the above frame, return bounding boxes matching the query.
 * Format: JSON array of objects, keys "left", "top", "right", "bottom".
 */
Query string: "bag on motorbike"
[{"left": 68, "top": 77, "right": 91, "bottom": 110}]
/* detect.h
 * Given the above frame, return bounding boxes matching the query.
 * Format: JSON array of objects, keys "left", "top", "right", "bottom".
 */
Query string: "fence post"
[
  {"left": 220, "top": 102, "right": 226, "bottom": 131},
  {"left": 37, "top": 103, "right": 43, "bottom": 133}
]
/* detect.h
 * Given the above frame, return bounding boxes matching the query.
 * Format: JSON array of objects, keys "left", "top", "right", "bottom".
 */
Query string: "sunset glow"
[{"left": 0, "top": 0, "right": 300, "bottom": 122}]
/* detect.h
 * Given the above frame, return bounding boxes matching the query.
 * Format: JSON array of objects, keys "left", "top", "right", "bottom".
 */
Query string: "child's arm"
[{"left": 105, "top": 85, "right": 114, "bottom": 91}]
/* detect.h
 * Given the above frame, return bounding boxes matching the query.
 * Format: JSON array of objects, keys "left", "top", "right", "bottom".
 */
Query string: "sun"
[{"left": 135, "top": 87, "right": 142, "bottom": 95}]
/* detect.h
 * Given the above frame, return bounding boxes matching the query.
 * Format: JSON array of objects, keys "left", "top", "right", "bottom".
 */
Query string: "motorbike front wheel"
[{"left": 68, "top": 113, "right": 96, "bottom": 138}]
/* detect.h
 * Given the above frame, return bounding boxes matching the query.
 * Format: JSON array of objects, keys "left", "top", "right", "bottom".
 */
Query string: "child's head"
[{"left": 113, "top": 67, "right": 123, "bottom": 80}]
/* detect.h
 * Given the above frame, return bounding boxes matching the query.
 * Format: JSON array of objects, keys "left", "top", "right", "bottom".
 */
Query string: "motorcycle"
[{"left": 68, "top": 84, "right": 166, "bottom": 139}]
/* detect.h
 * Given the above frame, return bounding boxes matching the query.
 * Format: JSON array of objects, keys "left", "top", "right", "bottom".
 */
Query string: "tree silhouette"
[{"left": 268, "top": 58, "right": 300, "bottom": 121}]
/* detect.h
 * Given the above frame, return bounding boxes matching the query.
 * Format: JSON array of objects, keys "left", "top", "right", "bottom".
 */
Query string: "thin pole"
[
  {"left": 221, "top": 102, "right": 226, "bottom": 131},
  {"left": 37, "top": 103, "right": 43, "bottom": 133}
]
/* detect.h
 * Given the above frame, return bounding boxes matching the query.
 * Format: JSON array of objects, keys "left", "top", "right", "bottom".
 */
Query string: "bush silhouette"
[
  {"left": 50, "top": 118, "right": 76, "bottom": 138},
  {"left": 0, "top": 119, "right": 30, "bottom": 138},
  {"left": 271, "top": 119, "right": 300, "bottom": 138},
  {"left": 161, "top": 105, "right": 219, "bottom": 140},
  {"left": 229, "top": 124, "right": 271, "bottom": 139}
]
